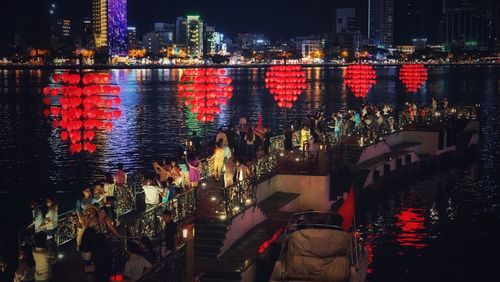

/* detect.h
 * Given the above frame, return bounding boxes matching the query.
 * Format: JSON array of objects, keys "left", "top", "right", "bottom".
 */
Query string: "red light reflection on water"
[{"left": 395, "top": 208, "right": 428, "bottom": 249}]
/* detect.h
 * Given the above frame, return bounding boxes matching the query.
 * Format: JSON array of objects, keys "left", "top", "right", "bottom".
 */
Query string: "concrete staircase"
[
  {"left": 194, "top": 219, "right": 230, "bottom": 258},
  {"left": 344, "top": 145, "right": 364, "bottom": 166}
]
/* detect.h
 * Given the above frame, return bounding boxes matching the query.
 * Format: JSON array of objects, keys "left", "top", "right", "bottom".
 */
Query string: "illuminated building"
[
  {"left": 127, "top": 27, "right": 138, "bottom": 49},
  {"left": 80, "top": 18, "right": 93, "bottom": 49},
  {"left": 93, "top": 0, "right": 128, "bottom": 56},
  {"left": 154, "top": 22, "right": 175, "bottom": 45},
  {"left": 445, "top": 0, "right": 492, "bottom": 50},
  {"left": 187, "top": 15, "right": 204, "bottom": 58},
  {"left": 143, "top": 32, "right": 160, "bottom": 55},
  {"left": 205, "top": 26, "right": 224, "bottom": 55},
  {"left": 368, "top": 0, "right": 394, "bottom": 48},
  {"left": 335, "top": 8, "right": 362, "bottom": 53},
  {"left": 236, "top": 33, "right": 268, "bottom": 51},
  {"left": 301, "top": 40, "right": 323, "bottom": 59},
  {"left": 176, "top": 17, "right": 187, "bottom": 44}
]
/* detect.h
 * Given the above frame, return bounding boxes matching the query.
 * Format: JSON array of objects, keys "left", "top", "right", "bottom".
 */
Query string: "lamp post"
[{"left": 182, "top": 224, "right": 195, "bottom": 282}]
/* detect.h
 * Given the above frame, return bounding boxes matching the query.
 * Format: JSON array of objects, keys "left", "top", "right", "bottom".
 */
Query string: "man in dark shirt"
[{"left": 161, "top": 210, "right": 178, "bottom": 257}]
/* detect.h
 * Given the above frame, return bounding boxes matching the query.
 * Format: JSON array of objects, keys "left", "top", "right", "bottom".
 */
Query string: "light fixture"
[
  {"left": 182, "top": 228, "right": 188, "bottom": 239},
  {"left": 211, "top": 196, "right": 216, "bottom": 201},
  {"left": 245, "top": 199, "right": 252, "bottom": 204},
  {"left": 220, "top": 214, "right": 226, "bottom": 220}
]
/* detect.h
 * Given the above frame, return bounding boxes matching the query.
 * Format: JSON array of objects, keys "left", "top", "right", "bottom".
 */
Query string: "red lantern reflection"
[
  {"left": 399, "top": 64, "right": 428, "bottom": 93},
  {"left": 343, "top": 64, "right": 377, "bottom": 98},
  {"left": 395, "top": 208, "right": 428, "bottom": 249},
  {"left": 178, "top": 68, "right": 233, "bottom": 123},
  {"left": 264, "top": 65, "right": 306, "bottom": 108},
  {"left": 42, "top": 72, "right": 121, "bottom": 154}
]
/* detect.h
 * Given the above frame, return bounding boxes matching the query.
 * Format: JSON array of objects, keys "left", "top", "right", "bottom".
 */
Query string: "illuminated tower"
[
  {"left": 93, "top": 0, "right": 128, "bottom": 56},
  {"left": 368, "top": 0, "right": 394, "bottom": 48},
  {"left": 187, "top": 15, "right": 204, "bottom": 59}
]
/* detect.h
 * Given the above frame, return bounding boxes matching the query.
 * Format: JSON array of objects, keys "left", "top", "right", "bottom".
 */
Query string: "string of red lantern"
[
  {"left": 264, "top": 65, "right": 306, "bottom": 108},
  {"left": 399, "top": 64, "right": 428, "bottom": 93},
  {"left": 178, "top": 68, "right": 233, "bottom": 122},
  {"left": 42, "top": 72, "right": 121, "bottom": 154},
  {"left": 343, "top": 64, "right": 377, "bottom": 98}
]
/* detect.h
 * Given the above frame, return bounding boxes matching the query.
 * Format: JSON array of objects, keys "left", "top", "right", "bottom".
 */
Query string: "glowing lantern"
[
  {"left": 343, "top": 64, "right": 377, "bottom": 98},
  {"left": 399, "top": 64, "right": 428, "bottom": 93},
  {"left": 265, "top": 65, "right": 306, "bottom": 109},
  {"left": 42, "top": 71, "right": 121, "bottom": 154},
  {"left": 178, "top": 68, "right": 233, "bottom": 123}
]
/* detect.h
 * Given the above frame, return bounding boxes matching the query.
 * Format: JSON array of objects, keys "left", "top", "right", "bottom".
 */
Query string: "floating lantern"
[
  {"left": 42, "top": 71, "right": 121, "bottom": 154},
  {"left": 265, "top": 65, "right": 306, "bottom": 109},
  {"left": 178, "top": 68, "right": 233, "bottom": 123},
  {"left": 399, "top": 64, "right": 428, "bottom": 93},
  {"left": 343, "top": 64, "right": 377, "bottom": 98}
]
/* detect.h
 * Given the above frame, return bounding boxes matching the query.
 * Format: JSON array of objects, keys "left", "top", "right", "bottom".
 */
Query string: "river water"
[{"left": 0, "top": 65, "right": 499, "bottom": 281}]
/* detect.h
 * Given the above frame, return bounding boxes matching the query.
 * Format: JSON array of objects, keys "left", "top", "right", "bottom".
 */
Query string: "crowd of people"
[{"left": 12, "top": 100, "right": 455, "bottom": 282}]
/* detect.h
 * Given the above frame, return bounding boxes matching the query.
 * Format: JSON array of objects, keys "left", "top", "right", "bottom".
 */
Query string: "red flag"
[{"left": 338, "top": 186, "right": 355, "bottom": 230}]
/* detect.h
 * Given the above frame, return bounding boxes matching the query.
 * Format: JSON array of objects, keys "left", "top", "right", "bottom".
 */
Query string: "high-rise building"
[
  {"left": 494, "top": 0, "right": 500, "bottom": 50},
  {"left": 368, "top": 0, "right": 394, "bottom": 48},
  {"left": 154, "top": 22, "right": 175, "bottom": 45},
  {"left": 92, "top": 0, "right": 128, "bottom": 56},
  {"left": 143, "top": 32, "right": 160, "bottom": 55},
  {"left": 445, "top": 0, "right": 492, "bottom": 50},
  {"left": 175, "top": 17, "right": 187, "bottom": 44},
  {"left": 127, "top": 27, "right": 138, "bottom": 49},
  {"left": 204, "top": 26, "right": 224, "bottom": 55},
  {"left": 335, "top": 8, "right": 359, "bottom": 34},
  {"left": 81, "top": 18, "right": 93, "bottom": 49},
  {"left": 186, "top": 15, "right": 203, "bottom": 58},
  {"left": 56, "top": 19, "right": 71, "bottom": 38},
  {"left": 334, "top": 8, "right": 362, "bottom": 53}
]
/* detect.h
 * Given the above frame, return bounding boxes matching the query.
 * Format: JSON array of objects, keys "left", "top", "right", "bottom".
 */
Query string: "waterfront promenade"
[{"left": 17, "top": 104, "right": 479, "bottom": 281}]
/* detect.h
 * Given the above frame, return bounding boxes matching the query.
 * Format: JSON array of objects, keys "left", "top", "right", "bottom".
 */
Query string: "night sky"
[{"left": 1, "top": 0, "right": 444, "bottom": 45}]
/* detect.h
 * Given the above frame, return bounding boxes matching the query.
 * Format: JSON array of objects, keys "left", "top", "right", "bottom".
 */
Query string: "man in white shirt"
[
  {"left": 124, "top": 242, "right": 152, "bottom": 282},
  {"left": 142, "top": 179, "right": 163, "bottom": 211}
]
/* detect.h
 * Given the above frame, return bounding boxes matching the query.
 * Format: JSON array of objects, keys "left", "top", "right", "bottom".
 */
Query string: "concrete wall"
[
  {"left": 219, "top": 205, "right": 266, "bottom": 257},
  {"left": 363, "top": 151, "right": 419, "bottom": 187},
  {"left": 357, "top": 142, "right": 391, "bottom": 164},
  {"left": 255, "top": 174, "right": 331, "bottom": 212}
]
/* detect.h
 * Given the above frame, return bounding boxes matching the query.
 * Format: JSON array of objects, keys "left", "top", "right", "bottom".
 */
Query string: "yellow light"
[{"left": 182, "top": 228, "right": 188, "bottom": 239}]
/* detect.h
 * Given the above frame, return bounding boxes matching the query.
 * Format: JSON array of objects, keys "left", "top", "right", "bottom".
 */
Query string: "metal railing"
[
  {"left": 124, "top": 188, "right": 197, "bottom": 239},
  {"left": 18, "top": 182, "right": 137, "bottom": 247}
]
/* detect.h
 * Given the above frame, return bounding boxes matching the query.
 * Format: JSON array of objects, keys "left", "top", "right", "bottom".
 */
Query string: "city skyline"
[{"left": 0, "top": 0, "right": 460, "bottom": 44}]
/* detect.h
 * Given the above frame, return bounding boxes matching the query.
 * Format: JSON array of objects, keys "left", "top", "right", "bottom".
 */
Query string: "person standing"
[
  {"left": 224, "top": 156, "right": 235, "bottom": 188},
  {"left": 187, "top": 152, "right": 200, "bottom": 189},
  {"left": 97, "top": 207, "right": 120, "bottom": 237},
  {"left": 32, "top": 232, "right": 52, "bottom": 282},
  {"left": 14, "top": 246, "right": 35, "bottom": 282},
  {"left": 92, "top": 234, "right": 113, "bottom": 282},
  {"left": 263, "top": 128, "right": 271, "bottom": 154},
  {"left": 114, "top": 163, "right": 127, "bottom": 187},
  {"left": 29, "top": 200, "right": 44, "bottom": 234},
  {"left": 39, "top": 198, "right": 58, "bottom": 260},
  {"left": 76, "top": 187, "right": 98, "bottom": 251},
  {"left": 142, "top": 178, "right": 163, "bottom": 211},
  {"left": 215, "top": 127, "right": 228, "bottom": 145},
  {"left": 245, "top": 128, "right": 256, "bottom": 158},
  {"left": 160, "top": 210, "right": 178, "bottom": 257},
  {"left": 211, "top": 140, "right": 225, "bottom": 181},
  {"left": 300, "top": 125, "right": 310, "bottom": 151},
  {"left": 123, "top": 242, "right": 151, "bottom": 282},
  {"left": 284, "top": 126, "right": 293, "bottom": 151}
]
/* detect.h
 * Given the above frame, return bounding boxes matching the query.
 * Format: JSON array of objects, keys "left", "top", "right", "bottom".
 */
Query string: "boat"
[{"left": 270, "top": 211, "right": 368, "bottom": 282}]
